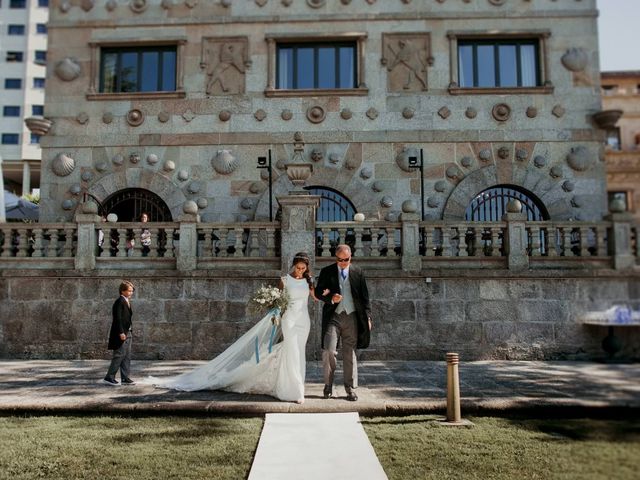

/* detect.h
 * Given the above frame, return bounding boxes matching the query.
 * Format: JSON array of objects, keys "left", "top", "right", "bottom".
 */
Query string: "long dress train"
[{"left": 147, "top": 275, "right": 311, "bottom": 402}]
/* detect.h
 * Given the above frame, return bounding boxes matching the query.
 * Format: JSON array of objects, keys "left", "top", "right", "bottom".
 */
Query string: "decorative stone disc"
[
  {"left": 126, "top": 109, "right": 145, "bottom": 126},
  {"left": 219, "top": 110, "right": 231, "bottom": 122},
  {"left": 146, "top": 154, "right": 159, "bottom": 165},
  {"left": 112, "top": 154, "right": 124, "bottom": 166},
  {"left": 163, "top": 161, "right": 176, "bottom": 172},
  {"left": 492, "top": 103, "right": 511, "bottom": 122},
  {"left": 307, "top": 105, "right": 326, "bottom": 124}
]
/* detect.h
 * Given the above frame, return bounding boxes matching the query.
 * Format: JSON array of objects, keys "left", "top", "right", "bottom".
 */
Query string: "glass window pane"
[
  {"left": 278, "top": 48, "right": 293, "bottom": 89},
  {"left": 296, "top": 47, "right": 314, "bottom": 89},
  {"left": 520, "top": 44, "right": 537, "bottom": 86},
  {"left": 101, "top": 52, "right": 117, "bottom": 92},
  {"left": 339, "top": 46, "right": 355, "bottom": 88},
  {"left": 141, "top": 51, "right": 159, "bottom": 91},
  {"left": 476, "top": 45, "right": 495, "bottom": 87},
  {"left": 32, "top": 105, "right": 44, "bottom": 116},
  {"left": 458, "top": 45, "right": 474, "bottom": 87},
  {"left": 318, "top": 47, "right": 336, "bottom": 89},
  {"left": 498, "top": 45, "right": 517, "bottom": 87},
  {"left": 120, "top": 52, "right": 138, "bottom": 92},
  {"left": 161, "top": 50, "right": 176, "bottom": 91}
]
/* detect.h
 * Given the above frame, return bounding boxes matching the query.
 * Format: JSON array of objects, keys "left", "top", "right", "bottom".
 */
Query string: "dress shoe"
[
  {"left": 121, "top": 378, "right": 135, "bottom": 385},
  {"left": 346, "top": 392, "right": 358, "bottom": 402},
  {"left": 103, "top": 377, "right": 119, "bottom": 386},
  {"left": 323, "top": 386, "right": 333, "bottom": 399}
]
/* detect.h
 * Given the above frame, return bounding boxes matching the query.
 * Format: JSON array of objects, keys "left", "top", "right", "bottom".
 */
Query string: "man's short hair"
[{"left": 119, "top": 281, "right": 135, "bottom": 294}]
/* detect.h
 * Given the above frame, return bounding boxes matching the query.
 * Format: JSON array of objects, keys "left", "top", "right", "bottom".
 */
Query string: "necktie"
[{"left": 341, "top": 269, "right": 346, "bottom": 280}]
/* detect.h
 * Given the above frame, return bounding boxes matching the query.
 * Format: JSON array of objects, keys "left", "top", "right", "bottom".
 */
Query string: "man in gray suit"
[{"left": 315, "top": 244, "right": 372, "bottom": 401}]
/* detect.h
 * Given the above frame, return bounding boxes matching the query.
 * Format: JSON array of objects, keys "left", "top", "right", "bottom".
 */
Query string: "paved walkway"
[{"left": 0, "top": 360, "right": 638, "bottom": 416}]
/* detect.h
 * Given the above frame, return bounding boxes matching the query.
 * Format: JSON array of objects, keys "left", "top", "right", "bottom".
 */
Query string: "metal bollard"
[{"left": 446, "top": 352, "right": 462, "bottom": 423}]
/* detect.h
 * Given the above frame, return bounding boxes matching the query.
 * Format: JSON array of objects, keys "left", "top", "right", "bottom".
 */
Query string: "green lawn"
[{"left": 0, "top": 415, "right": 638, "bottom": 480}]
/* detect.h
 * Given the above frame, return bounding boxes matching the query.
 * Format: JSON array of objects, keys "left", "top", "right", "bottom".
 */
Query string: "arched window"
[
  {"left": 102, "top": 188, "right": 173, "bottom": 222},
  {"left": 465, "top": 185, "right": 548, "bottom": 221},
  {"left": 304, "top": 186, "right": 356, "bottom": 222}
]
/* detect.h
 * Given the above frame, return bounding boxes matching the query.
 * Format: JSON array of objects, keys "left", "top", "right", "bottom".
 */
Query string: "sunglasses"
[{"left": 336, "top": 257, "right": 351, "bottom": 263}]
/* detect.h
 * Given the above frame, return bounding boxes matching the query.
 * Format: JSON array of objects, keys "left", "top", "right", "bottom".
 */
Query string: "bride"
[{"left": 147, "top": 252, "right": 314, "bottom": 404}]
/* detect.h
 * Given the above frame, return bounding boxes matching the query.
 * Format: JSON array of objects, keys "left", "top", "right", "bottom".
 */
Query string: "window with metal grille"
[
  {"left": 465, "top": 185, "right": 548, "bottom": 221},
  {"left": 304, "top": 186, "right": 356, "bottom": 221},
  {"left": 102, "top": 188, "right": 173, "bottom": 222},
  {"left": 99, "top": 46, "right": 177, "bottom": 93}
]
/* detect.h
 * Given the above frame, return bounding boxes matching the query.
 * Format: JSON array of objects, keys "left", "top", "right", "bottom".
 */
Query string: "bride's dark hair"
[{"left": 291, "top": 252, "right": 313, "bottom": 287}]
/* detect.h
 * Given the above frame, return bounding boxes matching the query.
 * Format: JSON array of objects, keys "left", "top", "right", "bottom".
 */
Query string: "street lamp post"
[
  {"left": 257, "top": 149, "right": 273, "bottom": 222},
  {"left": 408, "top": 148, "right": 424, "bottom": 220}
]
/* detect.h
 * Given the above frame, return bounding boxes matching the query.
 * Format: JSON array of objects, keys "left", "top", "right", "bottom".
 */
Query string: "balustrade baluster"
[
  {"left": 131, "top": 229, "right": 142, "bottom": 257},
  {"left": 202, "top": 229, "right": 213, "bottom": 257},
  {"left": 249, "top": 228, "right": 260, "bottom": 257},
  {"left": 63, "top": 227, "right": 75, "bottom": 258},
  {"left": 424, "top": 227, "right": 434, "bottom": 257},
  {"left": 579, "top": 227, "right": 591, "bottom": 256},
  {"left": 320, "top": 228, "right": 332, "bottom": 257},
  {"left": 48, "top": 228, "right": 60, "bottom": 258},
  {"left": 0, "top": 228, "right": 12, "bottom": 257},
  {"left": 458, "top": 226, "right": 469, "bottom": 257},
  {"left": 442, "top": 227, "right": 453, "bottom": 257},
  {"left": 370, "top": 228, "right": 380, "bottom": 257},
  {"left": 563, "top": 227, "right": 574, "bottom": 257},
  {"left": 32, "top": 229, "right": 43, "bottom": 257},
  {"left": 233, "top": 227, "right": 245, "bottom": 257},
  {"left": 266, "top": 227, "right": 276, "bottom": 257},
  {"left": 490, "top": 227, "right": 501, "bottom": 256},
  {"left": 354, "top": 226, "right": 364, "bottom": 257},
  {"left": 530, "top": 226, "right": 541, "bottom": 256},
  {"left": 596, "top": 226, "right": 608, "bottom": 257},
  {"left": 116, "top": 228, "right": 127, "bottom": 257},
  {"left": 15, "top": 228, "right": 28, "bottom": 257},
  {"left": 218, "top": 228, "right": 228, "bottom": 257},
  {"left": 148, "top": 228, "right": 159, "bottom": 258}
]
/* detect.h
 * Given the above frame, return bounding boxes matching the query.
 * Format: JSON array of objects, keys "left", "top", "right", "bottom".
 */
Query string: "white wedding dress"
[{"left": 147, "top": 275, "right": 311, "bottom": 402}]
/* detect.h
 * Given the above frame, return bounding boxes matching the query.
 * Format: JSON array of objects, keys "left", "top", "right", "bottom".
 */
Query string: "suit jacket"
[
  {"left": 108, "top": 296, "right": 132, "bottom": 350},
  {"left": 314, "top": 263, "right": 371, "bottom": 349}
]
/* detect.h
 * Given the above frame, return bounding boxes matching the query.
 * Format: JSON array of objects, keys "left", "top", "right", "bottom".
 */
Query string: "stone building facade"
[{"left": 39, "top": 0, "right": 607, "bottom": 224}]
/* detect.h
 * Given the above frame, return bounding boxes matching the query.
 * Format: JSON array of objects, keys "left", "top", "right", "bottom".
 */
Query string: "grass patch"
[
  {"left": 0, "top": 416, "right": 262, "bottom": 480},
  {"left": 362, "top": 415, "right": 640, "bottom": 480}
]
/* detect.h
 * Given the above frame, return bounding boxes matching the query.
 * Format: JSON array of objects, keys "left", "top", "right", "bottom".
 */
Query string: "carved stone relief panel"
[
  {"left": 200, "top": 37, "right": 250, "bottom": 95},
  {"left": 382, "top": 33, "right": 432, "bottom": 92}
]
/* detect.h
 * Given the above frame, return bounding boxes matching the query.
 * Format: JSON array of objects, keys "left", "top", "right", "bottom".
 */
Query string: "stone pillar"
[
  {"left": 605, "top": 212, "right": 635, "bottom": 270},
  {"left": 0, "top": 154, "right": 5, "bottom": 223},
  {"left": 277, "top": 193, "right": 320, "bottom": 272},
  {"left": 400, "top": 212, "right": 422, "bottom": 272},
  {"left": 177, "top": 213, "right": 198, "bottom": 271},
  {"left": 21, "top": 162, "right": 31, "bottom": 196},
  {"left": 74, "top": 213, "right": 100, "bottom": 270},
  {"left": 502, "top": 212, "right": 529, "bottom": 271}
]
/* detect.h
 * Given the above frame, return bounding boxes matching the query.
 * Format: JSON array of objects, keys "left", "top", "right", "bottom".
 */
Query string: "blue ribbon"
[
  {"left": 255, "top": 307, "right": 281, "bottom": 363},
  {"left": 254, "top": 336, "right": 260, "bottom": 364}
]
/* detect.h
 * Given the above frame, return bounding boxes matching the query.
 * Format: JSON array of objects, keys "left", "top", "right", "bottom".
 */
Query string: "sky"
[{"left": 597, "top": 0, "right": 640, "bottom": 71}]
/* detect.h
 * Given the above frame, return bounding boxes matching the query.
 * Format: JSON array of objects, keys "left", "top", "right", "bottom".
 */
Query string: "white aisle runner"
[{"left": 248, "top": 412, "right": 388, "bottom": 480}]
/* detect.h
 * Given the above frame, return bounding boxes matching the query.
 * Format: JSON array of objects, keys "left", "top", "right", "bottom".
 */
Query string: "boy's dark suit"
[{"left": 105, "top": 295, "right": 133, "bottom": 383}]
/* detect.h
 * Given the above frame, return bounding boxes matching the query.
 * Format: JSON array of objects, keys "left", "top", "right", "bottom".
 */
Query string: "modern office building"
[{"left": 0, "top": 0, "right": 48, "bottom": 196}]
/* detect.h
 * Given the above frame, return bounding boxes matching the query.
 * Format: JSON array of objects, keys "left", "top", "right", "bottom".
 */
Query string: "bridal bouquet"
[{"left": 248, "top": 285, "right": 289, "bottom": 324}]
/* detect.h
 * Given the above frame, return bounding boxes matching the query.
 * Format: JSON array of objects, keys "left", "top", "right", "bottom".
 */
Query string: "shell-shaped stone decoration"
[
  {"left": 402, "top": 107, "right": 415, "bottom": 119},
  {"left": 310, "top": 148, "right": 324, "bottom": 162},
  {"left": 69, "top": 184, "right": 82, "bottom": 196},
  {"left": 446, "top": 165, "right": 462, "bottom": 180},
  {"left": 158, "top": 111, "right": 170, "bottom": 123},
  {"left": 81, "top": 0, "right": 95, "bottom": 11},
  {"left": 188, "top": 181, "right": 202, "bottom": 194},
  {"left": 281, "top": 109, "right": 293, "bottom": 121},
  {"left": 552, "top": 105, "right": 565, "bottom": 118},
  {"left": 516, "top": 149, "right": 528, "bottom": 162},
  {"left": 307, "top": 106, "right": 326, "bottom": 124},
  {"left": 81, "top": 170, "right": 94, "bottom": 182},
  {"left": 106, "top": 0, "right": 117, "bottom": 11},
  {"left": 126, "top": 109, "right": 144, "bottom": 126},
  {"left": 492, "top": 103, "right": 511, "bottom": 122},
  {"left": 62, "top": 199, "right": 75, "bottom": 211},
  {"left": 360, "top": 166, "right": 373, "bottom": 179},
  {"left": 76, "top": 112, "right": 89, "bottom": 125},
  {"left": 341, "top": 109, "right": 353, "bottom": 120},
  {"left": 526, "top": 106, "right": 538, "bottom": 118},
  {"left": 566, "top": 146, "right": 594, "bottom": 172},
  {"left": 241, "top": 198, "right": 254, "bottom": 210},
  {"left": 329, "top": 153, "right": 340, "bottom": 164},
  {"left": 402, "top": 200, "right": 417, "bottom": 214},
  {"left": 102, "top": 112, "right": 113, "bottom": 124},
  {"left": 55, "top": 58, "right": 81, "bottom": 81},
  {"left": 164, "top": 161, "right": 176, "bottom": 173},
  {"left": 212, "top": 149, "right": 238, "bottom": 175},
  {"left": 438, "top": 107, "right": 451, "bottom": 119},
  {"left": 130, "top": 0, "right": 148, "bottom": 13},
  {"left": 146, "top": 154, "right": 159, "bottom": 165},
  {"left": 95, "top": 161, "right": 108, "bottom": 172},
  {"left": 465, "top": 107, "right": 477, "bottom": 119},
  {"left": 366, "top": 108, "right": 379, "bottom": 120},
  {"left": 533, "top": 156, "right": 546, "bottom": 168},
  {"left": 427, "top": 196, "right": 441, "bottom": 208},
  {"left": 60, "top": 1, "right": 71, "bottom": 13},
  {"left": 460, "top": 156, "right": 473, "bottom": 168},
  {"left": 561, "top": 48, "right": 588, "bottom": 72},
  {"left": 563, "top": 180, "right": 575, "bottom": 192},
  {"left": 112, "top": 154, "right": 124, "bottom": 166},
  {"left": 183, "top": 200, "right": 198, "bottom": 215},
  {"left": 161, "top": 0, "right": 174, "bottom": 9},
  {"left": 396, "top": 147, "right": 419, "bottom": 172},
  {"left": 182, "top": 109, "right": 195, "bottom": 122},
  {"left": 380, "top": 196, "right": 393, "bottom": 208},
  {"left": 434, "top": 180, "right": 447, "bottom": 192},
  {"left": 478, "top": 149, "right": 492, "bottom": 162},
  {"left": 219, "top": 110, "right": 231, "bottom": 122},
  {"left": 177, "top": 169, "right": 190, "bottom": 181},
  {"left": 550, "top": 166, "right": 563, "bottom": 178},
  {"left": 260, "top": 168, "right": 271, "bottom": 180},
  {"left": 82, "top": 200, "right": 99, "bottom": 214},
  {"left": 250, "top": 182, "right": 263, "bottom": 194},
  {"left": 197, "top": 198, "right": 208, "bottom": 209},
  {"left": 372, "top": 181, "right": 384, "bottom": 193},
  {"left": 254, "top": 109, "right": 267, "bottom": 122},
  {"left": 129, "top": 153, "right": 140, "bottom": 164},
  {"left": 52, "top": 153, "right": 76, "bottom": 177},
  {"left": 497, "top": 147, "right": 510, "bottom": 160}
]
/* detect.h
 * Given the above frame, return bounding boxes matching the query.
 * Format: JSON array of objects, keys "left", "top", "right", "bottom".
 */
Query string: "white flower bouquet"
[{"left": 248, "top": 285, "right": 289, "bottom": 324}]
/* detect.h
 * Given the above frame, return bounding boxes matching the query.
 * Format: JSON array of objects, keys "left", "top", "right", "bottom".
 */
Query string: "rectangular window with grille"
[
  {"left": 8, "top": 24, "right": 25, "bottom": 35},
  {"left": 99, "top": 46, "right": 177, "bottom": 93},
  {"left": 2, "top": 134, "right": 20, "bottom": 145},
  {"left": 3, "top": 106, "right": 21, "bottom": 117},
  {"left": 5, "top": 78, "right": 23, "bottom": 89}
]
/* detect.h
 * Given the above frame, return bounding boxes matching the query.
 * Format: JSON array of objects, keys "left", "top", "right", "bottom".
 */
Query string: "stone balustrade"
[{"left": 0, "top": 214, "right": 637, "bottom": 272}]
